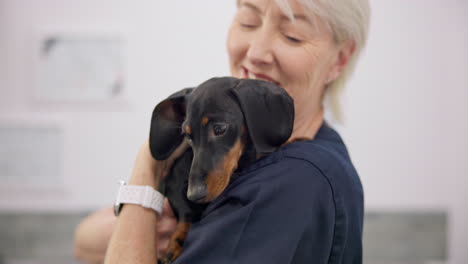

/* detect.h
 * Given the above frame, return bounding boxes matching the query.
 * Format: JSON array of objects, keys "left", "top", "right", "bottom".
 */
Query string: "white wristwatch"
[{"left": 113, "top": 180, "right": 164, "bottom": 216}]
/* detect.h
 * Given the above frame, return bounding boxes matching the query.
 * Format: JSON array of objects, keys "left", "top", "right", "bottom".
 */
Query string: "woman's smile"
[{"left": 242, "top": 66, "right": 280, "bottom": 85}]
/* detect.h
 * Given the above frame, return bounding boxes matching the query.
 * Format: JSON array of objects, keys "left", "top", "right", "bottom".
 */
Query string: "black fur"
[{"left": 149, "top": 77, "right": 294, "bottom": 263}]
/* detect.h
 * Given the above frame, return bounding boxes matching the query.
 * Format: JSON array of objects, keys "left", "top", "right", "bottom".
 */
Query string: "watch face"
[
  {"left": 114, "top": 180, "right": 127, "bottom": 216},
  {"left": 114, "top": 203, "right": 119, "bottom": 216},
  {"left": 114, "top": 203, "right": 123, "bottom": 216}
]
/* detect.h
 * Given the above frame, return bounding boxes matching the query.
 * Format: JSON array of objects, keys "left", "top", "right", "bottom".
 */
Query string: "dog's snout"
[{"left": 187, "top": 184, "right": 207, "bottom": 203}]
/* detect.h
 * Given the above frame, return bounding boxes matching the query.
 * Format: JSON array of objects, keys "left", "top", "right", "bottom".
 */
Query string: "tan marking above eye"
[
  {"left": 185, "top": 125, "right": 191, "bottom": 135},
  {"left": 201, "top": 117, "right": 209, "bottom": 126}
]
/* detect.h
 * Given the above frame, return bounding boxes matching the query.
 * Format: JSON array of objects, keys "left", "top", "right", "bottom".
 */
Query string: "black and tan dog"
[{"left": 149, "top": 77, "right": 294, "bottom": 263}]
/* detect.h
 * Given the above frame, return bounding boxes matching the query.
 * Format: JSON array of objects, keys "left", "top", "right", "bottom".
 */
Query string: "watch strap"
[{"left": 115, "top": 182, "right": 164, "bottom": 216}]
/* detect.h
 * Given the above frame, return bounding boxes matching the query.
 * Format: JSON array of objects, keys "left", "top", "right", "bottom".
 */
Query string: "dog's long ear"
[
  {"left": 230, "top": 79, "right": 294, "bottom": 154},
  {"left": 149, "top": 88, "right": 193, "bottom": 160}
]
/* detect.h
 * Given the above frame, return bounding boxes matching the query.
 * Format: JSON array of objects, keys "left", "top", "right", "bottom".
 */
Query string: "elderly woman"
[{"left": 74, "top": 0, "right": 370, "bottom": 263}]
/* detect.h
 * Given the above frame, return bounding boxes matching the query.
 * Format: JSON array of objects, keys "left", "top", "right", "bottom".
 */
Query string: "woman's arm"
[
  {"left": 103, "top": 140, "right": 160, "bottom": 264},
  {"left": 73, "top": 140, "right": 180, "bottom": 264},
  {"left": 74, "top": 207, "right": 116, "bottom": 264},
  {"left": 74, "top": 203, "right": 177, "bottom": 264},
  {"left": 104, "top": 139, "right": 187, "bottom": 264}
]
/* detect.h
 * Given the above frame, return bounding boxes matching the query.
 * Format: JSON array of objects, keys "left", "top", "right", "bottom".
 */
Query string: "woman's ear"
[{"left": 326, "top": 40, "right": 356, "bottom": 84}]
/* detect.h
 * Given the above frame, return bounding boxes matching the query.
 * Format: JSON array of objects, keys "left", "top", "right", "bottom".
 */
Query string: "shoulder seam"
[{"left": 280, "top": 155, "right": 343, "bottom": 263}]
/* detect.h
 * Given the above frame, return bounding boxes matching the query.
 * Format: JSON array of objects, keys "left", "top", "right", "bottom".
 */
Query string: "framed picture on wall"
[
  {"left": 32, "top": 28, "right": 126, "bottom": 104},
  {"left": 0, "top": 115, "right": 64, "bottom": 193}
]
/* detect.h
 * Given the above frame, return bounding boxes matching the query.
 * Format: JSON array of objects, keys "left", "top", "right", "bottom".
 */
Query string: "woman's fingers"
[
  {"left": 157, "top": 215, "right": 177, "bottom": 236},
  {"left": 157, "top": 237, "right": 170, "bottom": 258},
  {"left": 162, "top": 198, "right": 175, "bottom": 217},
  {"left": 156, "top": 199, "right": 178, "bottom": 257},
  {"left": 157, "top": 199, "right": 177, "bottom": 235}
]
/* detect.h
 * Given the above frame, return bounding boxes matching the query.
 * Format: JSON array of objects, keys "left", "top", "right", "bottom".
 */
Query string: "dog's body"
[{"left": 149, "top": 77, "right": 294, "bottom": 263}]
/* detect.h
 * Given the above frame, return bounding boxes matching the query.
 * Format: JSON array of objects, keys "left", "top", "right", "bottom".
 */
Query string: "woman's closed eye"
[
  {"left": 284, "top": 35, "right": 302, "bottom": 43},
  {"left": 280, "top": 26, "right": 306, "bottom": 43},
  {"left": 281, "top": 22, "right": 310, "bottom": 44},
  {"left": 236, "top": 6, "right": 261, "bottom": 29},
  {"left": 240, "top": 22, "right": 258, "bottom": 29}
]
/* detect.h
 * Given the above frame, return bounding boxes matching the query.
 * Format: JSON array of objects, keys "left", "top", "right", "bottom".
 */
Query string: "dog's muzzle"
[{"left": 187, "top": 182, "right": 207, "bottom": 203}]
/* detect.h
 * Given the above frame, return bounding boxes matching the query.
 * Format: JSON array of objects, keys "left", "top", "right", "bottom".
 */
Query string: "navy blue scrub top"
[{"left": 173, "top": 122, "right": 364, "bottom": 264}]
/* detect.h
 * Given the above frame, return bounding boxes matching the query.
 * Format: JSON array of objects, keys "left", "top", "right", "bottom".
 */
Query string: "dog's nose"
[{"left": 187, "top": 184, "right": 207, "bottom": 203}]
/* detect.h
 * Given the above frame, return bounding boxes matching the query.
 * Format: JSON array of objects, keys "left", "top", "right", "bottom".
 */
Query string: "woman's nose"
[{"left": 246, "top": 29, "right": 274, "bottom": 66}]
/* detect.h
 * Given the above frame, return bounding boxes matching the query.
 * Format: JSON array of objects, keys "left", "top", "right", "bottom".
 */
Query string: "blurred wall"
[
  {"left": 343, "top": 1, "right": 468, "bottom": 263},
  {"left": 0, "top": 0, "right": 467, "bottom": 263}
]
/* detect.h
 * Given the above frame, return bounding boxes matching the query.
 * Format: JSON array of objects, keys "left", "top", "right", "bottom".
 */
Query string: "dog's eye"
[{"left": 213, "top": 124, "right": 227, "bottom": 136}]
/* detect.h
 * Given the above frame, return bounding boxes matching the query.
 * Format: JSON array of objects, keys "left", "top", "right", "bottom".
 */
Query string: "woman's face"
[{"left": 227, "top": 0, "right": 344, "bottom": 122}]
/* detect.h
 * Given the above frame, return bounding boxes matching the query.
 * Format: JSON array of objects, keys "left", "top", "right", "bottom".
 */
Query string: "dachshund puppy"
[{"left": 149, "top": 77, "right": 294, "bottom": 263}]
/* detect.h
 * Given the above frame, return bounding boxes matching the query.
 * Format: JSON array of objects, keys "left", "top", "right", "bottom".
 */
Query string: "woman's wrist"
[{"left": 128, "top": 140, "right": 160, "bottom": 188}]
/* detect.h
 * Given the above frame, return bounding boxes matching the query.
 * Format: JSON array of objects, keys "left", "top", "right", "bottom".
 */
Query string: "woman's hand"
[
  {"left": 103, "top": 139, "right": 187, "bottom": 264},
  {"left": 156, "top": 199, "right": 178, "bottom": 259}
]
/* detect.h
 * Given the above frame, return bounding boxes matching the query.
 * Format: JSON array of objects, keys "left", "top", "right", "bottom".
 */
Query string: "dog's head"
[{"left": 150, "top": 77, "right": 294, "bottom": 203}]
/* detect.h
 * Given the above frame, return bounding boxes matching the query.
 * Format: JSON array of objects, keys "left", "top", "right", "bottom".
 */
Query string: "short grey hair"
[{"left": 275, "top": 0, "right": 371, "bottom": 122}]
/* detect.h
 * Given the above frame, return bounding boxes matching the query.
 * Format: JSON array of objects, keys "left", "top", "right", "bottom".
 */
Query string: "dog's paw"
[
  {"left": 158, "top": 257, "right": 173, "bottom": 264},
  {"left": 163, "top": 252, "right": 174, "bottom": 264},
  {"left": 162, "top": 222, "right": 190, "bottom": 263}
]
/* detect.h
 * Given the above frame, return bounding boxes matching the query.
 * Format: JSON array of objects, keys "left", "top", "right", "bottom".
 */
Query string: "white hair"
[{"left": 275, "top": 0, "right": 371, "bottom": 123}]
